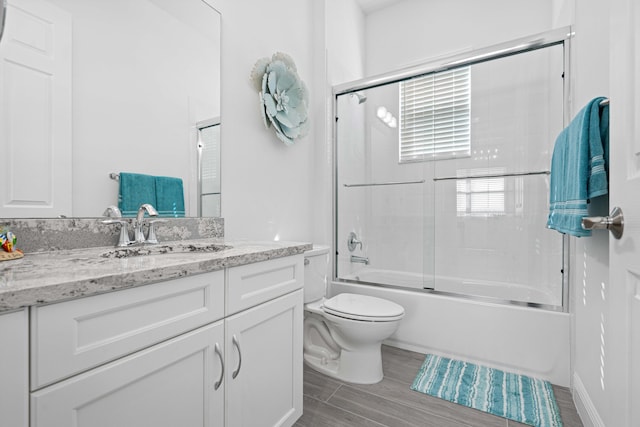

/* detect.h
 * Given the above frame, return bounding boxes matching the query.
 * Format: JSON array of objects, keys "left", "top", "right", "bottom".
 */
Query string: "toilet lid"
[{"left": 323, "top": 293, "right": 405, "bottom": 321}]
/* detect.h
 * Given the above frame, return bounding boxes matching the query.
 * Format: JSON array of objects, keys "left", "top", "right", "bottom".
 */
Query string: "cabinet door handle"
[
  {"left": 232, "top": 334, "right": 242, "bottom": 379},
  {"left": 214, "top": 342, "right": 224, "bottom": 390}
]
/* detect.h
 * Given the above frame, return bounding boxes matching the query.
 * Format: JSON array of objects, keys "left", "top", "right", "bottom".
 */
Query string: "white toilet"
[{"left": 303, "top": 245, "right": 405, "bottom": 384}]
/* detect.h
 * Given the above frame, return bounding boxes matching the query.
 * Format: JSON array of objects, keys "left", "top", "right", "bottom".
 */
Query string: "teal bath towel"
[
  {"left": 118, "top": 172, "right": 157, "bottom": 217},
  {"left": 155, "top": 176, "right": 185, "bottom": 217},
  {"left": 547, "top": 97, "right": 609, "bottom": 237}
]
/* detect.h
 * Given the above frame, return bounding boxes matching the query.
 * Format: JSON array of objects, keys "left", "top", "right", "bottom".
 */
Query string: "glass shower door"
[{"left": 335, "top": 84, "right": 433, "bottom": 290}]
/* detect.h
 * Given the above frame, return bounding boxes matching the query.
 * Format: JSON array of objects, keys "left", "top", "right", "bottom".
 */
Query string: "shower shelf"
[
  {"left": 343, "top": 180, "right": 425, "bottom": 188},
  {"left": 433, "top": 170, "right": 550, "bottom": 181}
]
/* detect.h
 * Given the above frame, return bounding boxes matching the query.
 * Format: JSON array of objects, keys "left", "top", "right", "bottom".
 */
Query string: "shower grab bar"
[
  {"left": 344, "top": 179, "right": 425, "bottom": 188},
  {"left": 433, "top": 170, "right": 550, "bottom": 181}
]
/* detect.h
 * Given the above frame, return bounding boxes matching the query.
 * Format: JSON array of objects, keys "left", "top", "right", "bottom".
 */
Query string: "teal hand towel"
[
  {"left": 547, "top": 97, "right": 609, "bottom": 237},
  {"left": 118, "top": 172, "right": 157, "bottom": 217},
  {"left": 155, "top": 176, "right": 185, "bottom": 217}
]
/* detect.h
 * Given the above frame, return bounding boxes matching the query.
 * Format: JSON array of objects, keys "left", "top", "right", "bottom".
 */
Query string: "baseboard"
[{"left": 573, "top": 373, "right": 605, "bottom": 427}]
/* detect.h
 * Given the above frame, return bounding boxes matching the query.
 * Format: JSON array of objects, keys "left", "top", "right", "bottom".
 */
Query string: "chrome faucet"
[
  {"left": 350, "top": 255, "right": 369, "bottom": 265},
  {"left": 102, "top": 205, "right": 122, "bottom": 218},
  {"left": 134, "top": 203, "right": 159, "bottom": 244}
]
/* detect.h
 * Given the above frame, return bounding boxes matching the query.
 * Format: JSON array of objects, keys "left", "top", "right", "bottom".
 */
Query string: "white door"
[
  {"left": 31, "top": 321, "right": 224, "bottom": 427},
  {"left": 0, "top": 0, "right": 72, "bottom": 217},
  {"left": 608, "top": 0, "right": 640, "bottom": 426},
  {"left": 225, "top": 290, "right": 303, "bottom": 427}
]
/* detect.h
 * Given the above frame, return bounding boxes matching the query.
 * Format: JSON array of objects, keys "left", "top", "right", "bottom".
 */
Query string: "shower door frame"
[{"left": 332, "top": 26, "right": 573, "bottom": 313}]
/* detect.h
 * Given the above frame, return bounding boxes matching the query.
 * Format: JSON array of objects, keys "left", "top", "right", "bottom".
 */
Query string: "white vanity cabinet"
[
  {"left": 0, "top": 308, "right": 29, "bottom": 427},
  {"left": 27, "top": 253, "right": 304, "bottom": 427},
  {"left": 225, "top": 255, "right": 304, "bottom": 427}
]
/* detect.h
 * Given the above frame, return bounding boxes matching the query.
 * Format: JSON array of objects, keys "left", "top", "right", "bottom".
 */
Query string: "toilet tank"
[{"left": 303, "top": 245, "right": 330, "bottom": 304}]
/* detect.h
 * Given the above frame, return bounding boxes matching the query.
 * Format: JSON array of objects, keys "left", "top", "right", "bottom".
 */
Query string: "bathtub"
[
  {"left": 343, "top": 268, "right": 561, "bottom": 307},
  {"left": 331, "top": 276, "right": 571, "bottom": 386},
  {"left": 346, "top": 268, "right": 430, "bottom": 290}
]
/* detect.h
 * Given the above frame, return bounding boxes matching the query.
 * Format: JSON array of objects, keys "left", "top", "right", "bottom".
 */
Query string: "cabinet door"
[
  {"left": 225, "top": 289, "right": 303, "bottom": 427},
  {"left": 0, "top": 309, "right": 28, "bottom": 427},
  {"left": 31, "top": 321, "right": 225, "bottom": 427}
]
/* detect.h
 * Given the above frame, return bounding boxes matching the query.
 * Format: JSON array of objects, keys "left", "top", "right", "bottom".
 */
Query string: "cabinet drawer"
[
  {"left": 31, "top": 270, "right": 224, "bottom": 390},
  {"left": 226, "top": 255, "right": 303, "bottom": 315},
  {"left": 31, "top": 321, "right": 223, "bottom": 427}
]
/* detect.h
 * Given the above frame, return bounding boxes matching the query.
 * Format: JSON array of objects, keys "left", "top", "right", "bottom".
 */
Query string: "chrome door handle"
[
  {"left": 232, "top": 335, "right": 242, "bottom": 379},
  {"left": 581, "top": 206, "right": 624, "bottom": 239},
  {"left": 214, "top": 342, "right": 224, "bottom": 390}
]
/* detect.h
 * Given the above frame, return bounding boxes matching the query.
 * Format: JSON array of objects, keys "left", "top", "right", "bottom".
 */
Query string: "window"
[
  {"left": 456, "top": 168, "right": 505, "bottom": 217},
  {"left": 399, "top": 67, "right": 471, "bottom": 163}
]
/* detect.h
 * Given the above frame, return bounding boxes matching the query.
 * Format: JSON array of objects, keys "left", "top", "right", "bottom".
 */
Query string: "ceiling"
[{"left": 354, "top": 0, "right": 405, "bottom": 15}]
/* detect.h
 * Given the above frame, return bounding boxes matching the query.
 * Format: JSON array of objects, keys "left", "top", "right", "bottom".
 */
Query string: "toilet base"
[{"left": 303, "top": 343, "right": 384, "bottom": 384}]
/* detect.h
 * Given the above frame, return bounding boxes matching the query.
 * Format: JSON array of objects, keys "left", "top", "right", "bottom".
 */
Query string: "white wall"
[
  {"left": 211, "top": 0, "right": 316, "bottom": 241},
  {"left": 365, "top": 0, "right": 553, "bottom": 76}
]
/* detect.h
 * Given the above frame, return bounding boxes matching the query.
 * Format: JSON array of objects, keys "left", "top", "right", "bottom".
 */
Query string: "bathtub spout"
[{"left": 350, "top": 255, "right": 369, "bottom": 265}]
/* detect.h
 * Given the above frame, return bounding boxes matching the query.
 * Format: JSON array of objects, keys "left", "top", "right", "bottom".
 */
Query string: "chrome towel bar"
[
  {"left": 344, "top": 180, "right": 425, "bottom": 187},
  {"left": 433, "top": 170, "right": 550, "bottom": 181}
]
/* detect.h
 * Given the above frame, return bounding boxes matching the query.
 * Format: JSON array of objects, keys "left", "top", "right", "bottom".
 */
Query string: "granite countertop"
[{"left": 0, "top": 239, "right": 312, "bottom": 313}]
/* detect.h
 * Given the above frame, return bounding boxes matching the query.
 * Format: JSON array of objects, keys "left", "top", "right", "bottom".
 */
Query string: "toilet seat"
[{"left": 323, "top": 293, "right": 404, "bottom": 322}]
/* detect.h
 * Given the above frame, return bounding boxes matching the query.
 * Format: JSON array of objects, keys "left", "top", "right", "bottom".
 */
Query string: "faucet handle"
[
  {"left": 347, "top": 232, "right": 363, "bottom": 252},
  {"left": 145, "top": 219, "right": 167, "bottom": 244},
  {"left": 103, "top": 205, "right": 122, "bottom": 218},
  {"left": 102, "top": 219, "right": 131, "bottom": 247}
]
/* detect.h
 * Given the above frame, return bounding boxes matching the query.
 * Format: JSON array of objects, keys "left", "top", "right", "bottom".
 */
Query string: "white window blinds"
[{"left": 399, "top": 67, "right": 471, "bottom": 163}]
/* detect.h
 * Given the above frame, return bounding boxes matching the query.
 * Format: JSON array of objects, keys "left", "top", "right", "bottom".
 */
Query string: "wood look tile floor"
[{"left": 295, "top": 345, "right": 583, "bottom": 427}]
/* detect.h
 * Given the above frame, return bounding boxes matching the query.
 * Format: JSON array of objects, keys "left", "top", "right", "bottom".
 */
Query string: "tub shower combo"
[{"left": 331, "top": 28, "right": 573, "bottom": 384}]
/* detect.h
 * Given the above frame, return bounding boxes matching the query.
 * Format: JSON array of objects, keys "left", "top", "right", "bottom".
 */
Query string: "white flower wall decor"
[{"left": 250, "top": 52, "right": 310, "bottom": 145}]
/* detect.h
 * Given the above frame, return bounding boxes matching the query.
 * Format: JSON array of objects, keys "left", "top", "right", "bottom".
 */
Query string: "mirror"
[
  {"left": 197, "top": 118, "right": 220, "bottom": 217},
  {"left": 0, "top": 0, "right": 220, "bottom": 217}
]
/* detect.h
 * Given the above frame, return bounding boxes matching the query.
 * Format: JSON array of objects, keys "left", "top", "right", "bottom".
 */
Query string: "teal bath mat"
[{"left": 410, "top": 354, "right": 563, "bottom": 427}]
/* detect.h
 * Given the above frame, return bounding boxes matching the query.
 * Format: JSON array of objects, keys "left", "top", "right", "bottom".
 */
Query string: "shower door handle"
[{"left": 581, "top": 206, "right": 624, "bottom": 239}]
